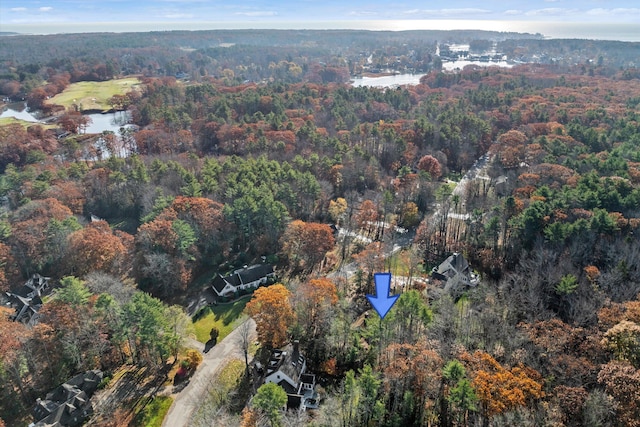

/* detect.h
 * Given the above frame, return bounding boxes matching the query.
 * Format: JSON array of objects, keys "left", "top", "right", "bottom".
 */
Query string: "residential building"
[
  {"left": 211, "top": 264, "right": 275, "bottom": 298},
  {"left": 32, "top": 370, "right": 103, "bottom": 427},
  {"left": 432, "top": 252, "right": 479, "bottom": 294},
  {"left": 261, "top": 341, "right": 318, "bottom": 411},
  {"left": 4, "top": 274, "right": 50, "bottom": 326}
]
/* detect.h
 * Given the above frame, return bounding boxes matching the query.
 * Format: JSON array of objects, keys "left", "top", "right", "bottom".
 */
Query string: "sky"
[{"left": 1, "top": 0, "right": 640, "bottom": 35}]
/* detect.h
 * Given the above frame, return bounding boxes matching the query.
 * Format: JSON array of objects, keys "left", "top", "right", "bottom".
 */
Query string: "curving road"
[{"left": 162, "top": 318, "right": 256, "bottom": 427}]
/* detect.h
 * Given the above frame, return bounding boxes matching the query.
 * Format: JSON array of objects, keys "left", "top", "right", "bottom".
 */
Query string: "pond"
[
  {"left": 351, "top": 59, "right": 514, "bottom": 89},
  {"left": 0, "top": 103, "right": 133, "bottom": 134},
  {"left": 84, "top": 111, "right": 133, "bottom": 134},
  {"left": 0, "top": 102, "right": 42, "bottom": 122}
]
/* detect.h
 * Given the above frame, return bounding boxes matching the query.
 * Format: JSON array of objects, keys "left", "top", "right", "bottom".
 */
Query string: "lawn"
[
  {"left": 217, "top": 359, "right": 246, "bottom": 391},
  {"left": 387, "top": 249, "right": 424, "bottom": 277},
  {"left": 46, "top": 77, "right": 140, "bottom": 112},
  {"left": 0, "top": 117, "right": 55, "bottom": 129},
  {"left": 130, "top": 396, "right": 173, "bottom": 427},
  {"left": 192, "top": 297, "right": 250, "bottom": 343}
]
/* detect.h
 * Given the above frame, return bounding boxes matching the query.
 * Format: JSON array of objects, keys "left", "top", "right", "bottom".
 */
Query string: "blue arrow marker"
[{"left": 367, "top": 273, "right": 399, "bottom": 319}]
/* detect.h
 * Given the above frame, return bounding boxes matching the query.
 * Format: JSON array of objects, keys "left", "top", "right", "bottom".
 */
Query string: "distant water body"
[{"left": 3, "top": 20, "right": 640, "bottom": 42}]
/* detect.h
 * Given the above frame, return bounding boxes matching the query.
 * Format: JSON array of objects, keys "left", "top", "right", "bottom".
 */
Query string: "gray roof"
[
  {"left": 211, "top": 264, "right": 274, "bottom": 294},
  {"left": 33, "top": 370, "right": 103, "bottom": 427},
  {"left": 238, "top": 264, "right": 274, "bottom": 284},
  {"left": 278, "top": 379, "right": 298, "bottom": 395},
  {"left": 265, "top": 343, "right": 305, "bottom": 388},
  {"left": 14, "top": 274, "right": 50, "bottom": 299},
  {"left": 434, "top": 253, "right": 469, "bottom": 278}
]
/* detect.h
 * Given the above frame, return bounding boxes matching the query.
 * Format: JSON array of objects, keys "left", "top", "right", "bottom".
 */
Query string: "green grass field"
[
  {"left": 0, "top": 117, "right": 55, "bottom": 129},
  {"left": 46, "top": 77, "right": 140, "bottom": 112},
  {"left": 217, "top": 359, "right": 246, "bottom": 391},
  {"left": 387, "top": 250, "right": 411, "bottom": 276},
  {"left": 387, "top": 249, "right": 425, "bottom": 277},
  {"left": 192, "top": 297, "right": 250, "bottom": 343},
  {"left": 130, "top": 396, "right": 173, "bottom": 427}
]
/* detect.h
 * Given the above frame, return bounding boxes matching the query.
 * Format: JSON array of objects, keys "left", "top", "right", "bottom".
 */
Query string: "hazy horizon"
[
  {"left": 0, "top": 20, "right": 638, "bottom": 42},
  {"left": 2, "top": 1, "right": 640, "bottom": 41}
]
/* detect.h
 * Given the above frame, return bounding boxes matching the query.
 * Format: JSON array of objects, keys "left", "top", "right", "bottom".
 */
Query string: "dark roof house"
[
  {"left": 4, "top": 274, "right": 50, "bottom": 326},
  {"left": 211, "top": 264, "right": 275, "bottom": 298},
  {"left": 32, "top": 369, "right": 103, "bottom": 427}
]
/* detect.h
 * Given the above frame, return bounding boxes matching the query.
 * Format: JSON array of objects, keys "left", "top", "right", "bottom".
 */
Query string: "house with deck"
[{"left": 260, "top": 340, "right": 318, "bottom": 411}]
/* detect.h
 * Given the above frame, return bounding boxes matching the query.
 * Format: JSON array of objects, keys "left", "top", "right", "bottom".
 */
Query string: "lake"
[
  {"left": 0, "top": 103, "right": 42, "bottom": 122},
  {"left": 351, "top": 58, "right": 513, "bottom": 88},
  {"left": 0, "top": 103, "right": 132, "bottom": 134}
]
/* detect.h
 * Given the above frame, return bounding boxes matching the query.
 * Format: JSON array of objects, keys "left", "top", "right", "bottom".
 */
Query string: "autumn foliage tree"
[
  {"left": 9, "top": 198, "right": 79, "bottom": 275},
  {"left": 354, "top": 199, "right": 379, "bottom": 238},
  {"left": 0, "top": 124, "right": 57, "bottom": 171},
  {"left": 280, "top": 220, "right": 335, "bottom": 273},
  {"left": 379, "top": 343, "right": 443, "bottom": 425},
  {"left": 0, "top": 243, "right": 20, "bottom": 293},
  {"left": 496, "top": 129, "right": 528, "bottom": 169},
  {"left": 44, "top": 181, "right": 86, "bottom": 215},
  {"left": 0, "top": 306, "right": 30, "bottom": 417},
  {"left": 602, "top": 320, "right": 640, "bottom": 368},
  {"left": 134, "top": 216, "right": 196, "bottom": 297},
  {"left": 294, "top": 278, "right": 338, "bottom": 336},
  {"left": 154, "top": 196, "right": 228, "bottom": 266},
  {"left": 598, "top": 361, "right": 640, "bottom": 427},
  {"left": 417, "top": 155, "right": 442, "bottom": 180},
  {"left": 67, "top": 221, "right": 130, "bottom": 276},
  {"left": 245, "top": 284, "right": 295, "bottom": 349},
  {"left": 461, "top": 350, "right": 544, "bottom": 421}
]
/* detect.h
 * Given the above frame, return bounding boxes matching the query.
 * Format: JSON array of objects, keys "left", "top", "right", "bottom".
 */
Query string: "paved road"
[{"left": 162, "top": 318, "right": 256, "bottom": 427}]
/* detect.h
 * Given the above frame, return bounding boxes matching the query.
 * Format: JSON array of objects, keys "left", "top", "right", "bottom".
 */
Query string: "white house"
[
  {"left": 262, "top": 341, "right": 318, "bottom": 411},
  {"left": 211, "top": 264, "right": 275, "bottom": 298}
]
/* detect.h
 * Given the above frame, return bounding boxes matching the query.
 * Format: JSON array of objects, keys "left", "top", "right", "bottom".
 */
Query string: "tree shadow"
[
  {"left": 204, "top": 338, "right": 217, "bottom": 353},
  {"left": 172, "top": 378, "right": 190, "bottom": 393}
]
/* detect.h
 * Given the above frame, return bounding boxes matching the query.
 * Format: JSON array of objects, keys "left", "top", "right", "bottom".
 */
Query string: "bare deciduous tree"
[{"left": 237, "top": 319, "right": 255, "bottom": 374}]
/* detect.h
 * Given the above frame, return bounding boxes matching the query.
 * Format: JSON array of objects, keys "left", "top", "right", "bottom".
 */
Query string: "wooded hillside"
[{"left": 1, "top": 30, "right": 639, "bottom": 426}]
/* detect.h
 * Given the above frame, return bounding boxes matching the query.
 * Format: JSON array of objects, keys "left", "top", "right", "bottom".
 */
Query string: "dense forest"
[{"left": 1, "top": 29, "right": 640, "bottom": 427}]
